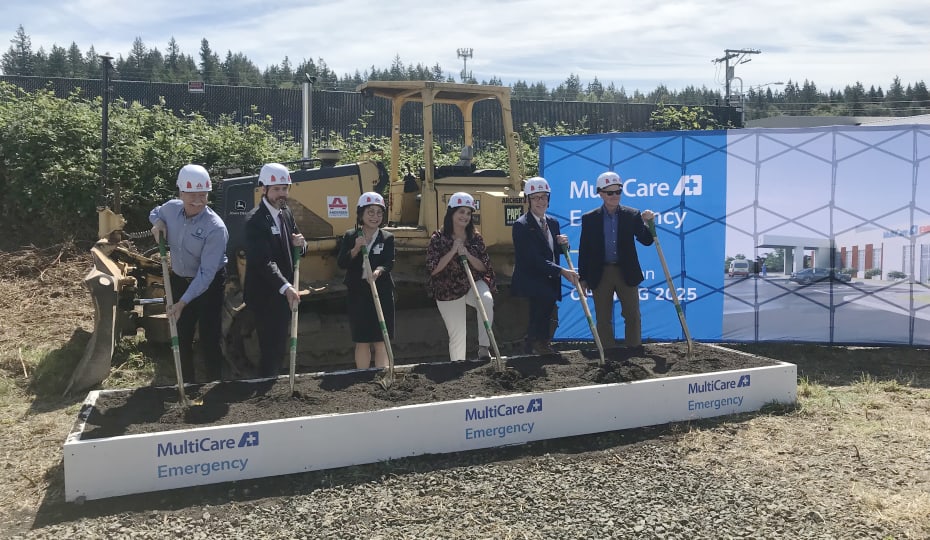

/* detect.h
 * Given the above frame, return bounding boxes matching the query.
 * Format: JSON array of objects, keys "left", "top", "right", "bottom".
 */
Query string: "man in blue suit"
[
  {"left": 511, "top": 177, "right": 579, "bottom": 354},
  {"left": 578, "top": 171, "right": 655, "bottom": 350}
]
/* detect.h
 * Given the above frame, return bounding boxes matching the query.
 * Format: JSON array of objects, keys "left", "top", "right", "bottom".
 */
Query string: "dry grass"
[{"left": 680, "top": 371, "right": 930, "bottom": 538}]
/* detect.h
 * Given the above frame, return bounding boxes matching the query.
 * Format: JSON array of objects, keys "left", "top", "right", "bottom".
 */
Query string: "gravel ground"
[
  {"left": 3, "top": 247, "right": 928, "bottom": 539},
  {"left": 13, "top": 424, "right": 912, "bottom": 540}
]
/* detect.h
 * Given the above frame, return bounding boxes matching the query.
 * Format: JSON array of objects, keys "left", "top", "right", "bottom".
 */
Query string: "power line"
[{"left": 712, "top": 48, "right": 761, "bottom": 105}]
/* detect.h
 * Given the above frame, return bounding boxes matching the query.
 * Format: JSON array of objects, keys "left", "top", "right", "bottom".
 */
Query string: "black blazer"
[
  {"left": 511, "top": 213, "right": 564, "bottom": 301},
  {"left": 578, "top": 205, "right": 654, "bottom": 289},
  {"left": 243, "top": 200, "right": 304, "bottom": 309},
  {"left": 336, "top": 228, "right": 395, "bottom": 291}
]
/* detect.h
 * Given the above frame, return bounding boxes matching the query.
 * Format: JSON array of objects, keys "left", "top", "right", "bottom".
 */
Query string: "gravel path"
[{"left": 13, "top": 418, "right": 913, "bottom": 540}]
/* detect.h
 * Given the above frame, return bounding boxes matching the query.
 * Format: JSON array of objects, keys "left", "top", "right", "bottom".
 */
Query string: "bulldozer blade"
[{"left": 65, "top": 266, "right": 119, "bottom": 395}]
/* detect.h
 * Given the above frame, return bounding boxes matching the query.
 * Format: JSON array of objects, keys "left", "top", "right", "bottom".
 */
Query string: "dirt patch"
[{"left": 81, "top": 342, "right": 776, "bottom": 439}]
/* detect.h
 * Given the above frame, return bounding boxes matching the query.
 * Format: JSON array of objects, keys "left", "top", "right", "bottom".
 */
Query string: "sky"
[{"left": 3, "top": 0, "right": 929, "bottom": 95}]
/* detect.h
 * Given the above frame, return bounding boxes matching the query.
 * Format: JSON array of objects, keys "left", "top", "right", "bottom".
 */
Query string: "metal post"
[
  {"left": 99, "top": 54, "right": 113, "bottom": 211},
  {"left": 301, "top": 74, "right": 316, "bottom": 163}
]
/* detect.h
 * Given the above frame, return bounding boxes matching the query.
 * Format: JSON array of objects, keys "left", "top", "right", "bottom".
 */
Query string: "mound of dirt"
[{"left": 81, "top": 342, "right": 778, "bottom": 439}]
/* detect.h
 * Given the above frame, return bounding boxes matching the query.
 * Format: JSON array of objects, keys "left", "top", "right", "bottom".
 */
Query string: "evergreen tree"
[
  {"left": 552, "top": 73, "right": 581, "bottom": 101},
  {"left": 33, "top": 46, "right": 47, "bottom": 76},
  {"left": 587, "top": 77, "right": 605, "bottom": 101},
  {"left": 122, "top": 37, "right": 148, "bottom": 80},
  {"left": 885, "top": 76, "right": 906, "bottom": 114},
  {"left": 84, "top": 46, "right": 101, "bottom": 78},
  {"left": 164, "top": 37, "right": 182, "bottom": 81},
  {"left": 45, "top": 45, "right": 68, "bottom": 77},
  {"left": 2, "top": 25, "right": 35, "bottom": 75},
  {"left": 67, "top": 42, "right": 85, "bottom": 77},
  {"left": 198, "top": 38, "right": 224, "bottom": 84},
  {"left": 223, "top": 51, "right": 262, "bottom": 86}
]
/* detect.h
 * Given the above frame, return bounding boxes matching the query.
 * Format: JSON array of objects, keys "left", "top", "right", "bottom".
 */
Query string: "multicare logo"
[
  {"left": 156, "top": 430, "right": 259, "bottom": 457},
  {"left": 687, "top": 375, "right": 750, "bottom": 395},
  {"left": 463, "top": 398, "right": 542, "bottom": 441},
  {"left": 464, "top": 398, "right": 542, "bottom": 421},
  {"left": 155, "top": 431, "right": 257, "bottom": 479}
]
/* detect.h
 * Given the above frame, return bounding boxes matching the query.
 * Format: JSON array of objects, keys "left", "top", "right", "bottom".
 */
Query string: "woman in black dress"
[{"left": 337, "top": 192, "right": 395, "bottom": 369}]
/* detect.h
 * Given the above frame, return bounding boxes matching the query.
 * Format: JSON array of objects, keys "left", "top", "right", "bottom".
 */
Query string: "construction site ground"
[{"left": 1, "top": 244, "right": 929, "bottom": 539}]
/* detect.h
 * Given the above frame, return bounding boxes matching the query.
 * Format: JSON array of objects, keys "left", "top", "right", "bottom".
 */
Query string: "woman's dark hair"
[
  {"left": 441, "top": 205, "right": 475, "bottom": 238},
  {"left": 356, "top": 204, "right": 386, "bottom": 228}
]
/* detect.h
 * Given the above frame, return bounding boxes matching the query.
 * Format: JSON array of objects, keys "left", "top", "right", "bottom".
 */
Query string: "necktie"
[
  {"left": 540, "top": 217, "right": 555, "bottom": 261},
  {"left": 279, "top": 211, "right": 292, "bottom": 264}
]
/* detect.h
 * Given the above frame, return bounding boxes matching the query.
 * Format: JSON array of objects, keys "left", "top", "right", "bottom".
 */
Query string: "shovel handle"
[
  {"left": 647, "top": 219, "right": 694, "bottom": 358},
  {"left": 561, "top": 244, "right": 606, "bottom": 365},
  {"left": 289, "top": 246, "right": 300, "bottom": 393},
  {"left": 361, "top": 240, "right": 396, "bottom": 382},
  {"left": 459, "top": 254, "right": 503, "bottom": 370},
  {"left": 158, "top": 236, "right": 190, "bottom": 406}
]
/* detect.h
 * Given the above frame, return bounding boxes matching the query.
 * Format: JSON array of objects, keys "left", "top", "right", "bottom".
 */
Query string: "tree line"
[{"left": 3, "top": 25, "right": 928, "bottom": 117}]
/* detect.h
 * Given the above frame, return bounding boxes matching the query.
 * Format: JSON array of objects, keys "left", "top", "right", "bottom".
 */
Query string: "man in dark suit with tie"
[
  {"left": 578, "top": 171, "right": 655, "bottom": 350},
  {"left": 511, "top": 177, "right": 579, "bottom": 354},
  {"left": 244, "top": 163, "right": 308, "bottom": 377}
]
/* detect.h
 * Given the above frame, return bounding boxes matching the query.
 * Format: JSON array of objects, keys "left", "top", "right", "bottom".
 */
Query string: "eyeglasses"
[
  {"left": 528, "top": 193, "right": 549, "bottom": 201},
  {"left": 364, "top": 208, "right": 384, "bottom": 217},
  {"left": 600, "top": 189, "right": 622, "bottom": 196}
]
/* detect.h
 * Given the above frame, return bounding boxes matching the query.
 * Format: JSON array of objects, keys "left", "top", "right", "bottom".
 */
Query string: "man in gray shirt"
[{"left": 150, "top": 164, "right": 229, "bottom": 382}]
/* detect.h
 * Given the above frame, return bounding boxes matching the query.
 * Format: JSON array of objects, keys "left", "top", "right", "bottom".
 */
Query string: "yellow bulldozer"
[{"left": 68, "top": 81, "right": 532, "bottom": 393}]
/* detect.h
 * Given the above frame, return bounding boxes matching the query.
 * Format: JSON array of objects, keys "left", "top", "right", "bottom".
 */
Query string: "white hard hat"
[
  {"left": 596, "top": 171, "right": 622, "bottom": 191},
  {"left": 357, "top": 191, "right": 386, "bottom": 209},
  {"left": 524, "top": 176, "right": 551, "bottom": 195},
  {"left": 258, "top": 163, "right": 292, "bottom": 186},
  {"left": 177, "top": 164, "right": 212, "bottom": 192},
  {"left": 448, "top": 192, "right": 476, "bottom": 210}
]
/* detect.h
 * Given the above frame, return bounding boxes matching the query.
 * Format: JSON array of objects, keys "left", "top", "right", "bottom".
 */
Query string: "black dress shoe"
[{"left": 532, "top": 340, "right": 558, "bottom": 355}]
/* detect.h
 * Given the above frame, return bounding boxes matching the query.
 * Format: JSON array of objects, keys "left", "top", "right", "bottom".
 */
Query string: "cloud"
[{"left": 3, "top": 0, "right": 928, "bottom": 92}]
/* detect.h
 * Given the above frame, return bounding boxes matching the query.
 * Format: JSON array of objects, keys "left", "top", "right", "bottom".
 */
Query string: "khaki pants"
[{"left": 592, "top": 265, "right": 642, "bottom": 348}]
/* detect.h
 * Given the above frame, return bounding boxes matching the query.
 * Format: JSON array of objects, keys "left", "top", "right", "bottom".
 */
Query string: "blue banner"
[{"left": 540, "top": 126, "right": 930, "bottom": 346}]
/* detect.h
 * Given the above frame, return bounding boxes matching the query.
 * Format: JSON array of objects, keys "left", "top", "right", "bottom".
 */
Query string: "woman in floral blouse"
[{"left": 426, "top": 192, "right": 496, "bottom": 362}]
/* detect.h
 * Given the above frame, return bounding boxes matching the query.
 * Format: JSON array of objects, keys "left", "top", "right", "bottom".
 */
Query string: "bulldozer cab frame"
[{"left": 356, "top": 81, "right": 525, "bottom": 235}]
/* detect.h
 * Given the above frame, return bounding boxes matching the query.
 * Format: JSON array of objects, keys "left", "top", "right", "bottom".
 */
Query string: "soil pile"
[{"left": 82, "top": 342, "right": 776, "bottom": 439}]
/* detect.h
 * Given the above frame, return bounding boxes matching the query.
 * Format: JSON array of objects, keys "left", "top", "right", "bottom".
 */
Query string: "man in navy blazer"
[
  {"left": 578, "top": 171, "right": 655, "bottom": 349},
  {"left": 244, "top": 163, "right": 308, "bottom": 377},
  {"left": 511, "top": 177, "right": 579, "bottom": 354}
]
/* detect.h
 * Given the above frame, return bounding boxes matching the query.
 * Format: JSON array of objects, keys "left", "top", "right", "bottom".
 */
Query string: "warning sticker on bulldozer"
[{"left": 327, "top": 196, "right": 349, "bottom": 218}]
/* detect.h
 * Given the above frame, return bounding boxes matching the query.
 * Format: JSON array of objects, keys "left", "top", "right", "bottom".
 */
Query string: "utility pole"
[
  {"left": 712, "top": 48, "right": 760, "bottom": 105},
  {"left": 456, "top": 48, "right": 473, "bottom": 82}
]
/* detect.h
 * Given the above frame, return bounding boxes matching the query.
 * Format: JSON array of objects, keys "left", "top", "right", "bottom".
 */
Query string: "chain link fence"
[{"left": 1, "top": 75, "right": 741, "bottom": 149}]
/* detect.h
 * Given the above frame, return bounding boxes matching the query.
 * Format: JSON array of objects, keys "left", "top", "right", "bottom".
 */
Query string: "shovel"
[
  {"left": 158, "top": 236, "right": 191, "bottom": 407},
  {"left": 460, "top": 255, "right": 503, "bottom": 372},
  {"left": 359, "top": 229, "right": 396, "bottom": 389},
  {"left": 648, "top": 220, "right": 694, "bottom": 360},
  {"left": 288, "top": 245, "right": 301, "bottom": 394},
  {"left": 561, "top": 245, "right": 606, "bottom": 365}
]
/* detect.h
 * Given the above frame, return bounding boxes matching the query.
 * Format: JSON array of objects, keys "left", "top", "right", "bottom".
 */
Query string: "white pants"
[{"left": 436, "top": 280, "right": 494, "bottom": 361}]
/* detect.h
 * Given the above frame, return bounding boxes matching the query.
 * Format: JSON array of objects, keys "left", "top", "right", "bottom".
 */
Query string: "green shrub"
[
  {"left": 864, "top": 268, "right": 882, "bottom": 279},
  {"left": 0, "top": 83, "right": 583, "bottom": 249},
  {"left": 0, "top": 82, "right": 298, "bottom": 248},
  {"left": 887, "top": 270, "right": 907, "bottom": 280}
]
